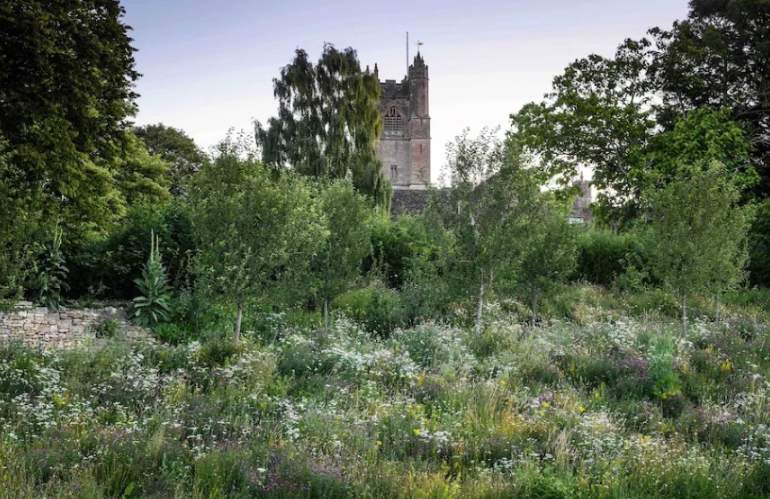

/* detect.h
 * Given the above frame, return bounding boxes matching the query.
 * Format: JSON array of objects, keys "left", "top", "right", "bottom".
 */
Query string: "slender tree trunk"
[
  {"left": 715, "top": 293, "right": 721, "bottom": 325},
  {"left": 531, "top": 292, "right": 540, "bottom": 326},
  {"left": 475, "top": 279, "right": 485, "bottom": 335},
  {"left": 681, "top": 295, "right": 688, "bottom": 338},
  {"left": 234, "top": 300, "right": 243, "bottom": 343},
  {"left": 324, "top": 298, "right": 330, "bottom": 333}
]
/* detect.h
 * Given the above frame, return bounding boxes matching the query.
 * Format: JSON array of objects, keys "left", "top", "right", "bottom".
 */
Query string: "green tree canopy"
[
  {"left": 0, "top": 0, "right": 141, "bottom": 236},
  {"left": 650, "top": 0, "right": 770, "bottom": 195},
  {"left": 639, "top": 108, "right": 757, "bottom": 192},
  {"left": 0, "top": 134, "right": 42, "bottom": 300},
  {"left": 638, "top": 162, "right": 752, "bottom": 332},
  {"left": 312, "top": 180, "right": 373, "bottom": 329},
  {"left": 508, "top": 0, "right": 770, "bottom": 222},
  {"left": 256, "top": 44, "right": 389, "bottom": 206},
  {"left": 116, "top": 132, "right": 171, "bottom": 207},
  {"left": 508, "top": 39, "right": 656, "bottom": 208},
  {"left": 435, "top": 128, "right": 575, "bottom": 331},
  {"left": 191, "top": 139, "right": 327, "bottom": 340},
  {"left": 135, "top": 123, "right": 207, "bottom": 196}
]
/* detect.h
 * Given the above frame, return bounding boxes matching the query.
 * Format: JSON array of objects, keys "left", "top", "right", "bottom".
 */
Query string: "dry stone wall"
[{"left": 0, "top": 302, "right": 144, "bottom": 349}]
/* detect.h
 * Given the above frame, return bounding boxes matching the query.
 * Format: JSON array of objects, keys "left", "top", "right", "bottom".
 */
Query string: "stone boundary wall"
[{"left": 0, "top": 302, "right": 143, "bottom": 350}]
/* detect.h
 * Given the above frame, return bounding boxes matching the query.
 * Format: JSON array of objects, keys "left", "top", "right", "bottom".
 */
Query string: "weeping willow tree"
[{"left": 256, "top": 44, "right": 390, "bottom": 208}]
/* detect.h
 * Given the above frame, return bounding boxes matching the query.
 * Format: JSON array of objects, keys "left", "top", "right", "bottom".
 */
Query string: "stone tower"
[{"left": 375, "top": 52, "right": 431, "bottom": 189}]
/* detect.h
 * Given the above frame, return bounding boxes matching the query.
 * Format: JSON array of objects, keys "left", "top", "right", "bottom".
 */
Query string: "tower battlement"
[{"left": 375, "top": 52, "right": 431, "bottom": 190}]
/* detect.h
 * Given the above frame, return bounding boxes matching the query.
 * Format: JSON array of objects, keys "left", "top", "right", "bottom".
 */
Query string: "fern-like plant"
[
  {"left": 34, "top": 226, "right": 69, "bottom": 309},
  {"left": 131, "top": 230, "right": 171, "bottom": 327}
]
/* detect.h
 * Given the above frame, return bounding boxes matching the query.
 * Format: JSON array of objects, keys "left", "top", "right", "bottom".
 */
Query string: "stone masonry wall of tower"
[{"left": 375, "top": 53, "right": 431, "bottom": 190}]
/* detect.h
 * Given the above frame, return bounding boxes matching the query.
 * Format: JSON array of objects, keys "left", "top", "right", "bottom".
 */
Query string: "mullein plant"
[
  {"left": 33, "top": 225, "right": 69, "bottom": 309},
  {"left": 131, "top": 230, "right": 171, "bottom": 327}
]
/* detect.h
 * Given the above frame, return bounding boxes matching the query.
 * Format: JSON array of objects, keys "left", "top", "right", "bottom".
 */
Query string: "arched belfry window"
[
  {"left": 384, "top": 106, "right": 403, "bottom": 133},
  {"left": 390, "top": 164, "right": 398, "bottom": 180}
]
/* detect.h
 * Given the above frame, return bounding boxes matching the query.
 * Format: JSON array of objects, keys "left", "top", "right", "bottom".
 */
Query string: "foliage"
[
  {"left": 508, "top": 39, "right": 656, "bottom": 215},
  {"left": 648, "top": 334, "right": 681, "bottom": 400},
  {"left": 256, "top": 44, "right": 390, "bottom": 206},
  {"left": 508, "top": 0, "right": 770, "bottom": 222},
  {"left": 68, "top": 200, "right": 195, "bottom": 299},
  {"left": 135, "top": 123, "right": 208, "bottom": 196},
  {"left": 0, "top": 0, "right": 142, "bottom": 238},
  {"left": 28, "top": 226, "right": 69, "bottom": 310},
  {"left": 332, "top": 285, "right": 406, "bottom": 336},
  {"left": 575, "top": 229, "right": 641, "bottom": 287},
  {"left": 650, "top": 0, "right": 770, "bottom": 196},
  {"left": 401, "top": 251, "right": 454, "bottom": 325},
  {"left": 514, "top": 212, "right": 578, "bottom": 323},
  {"left": 312, "top": 180, "right": 373, "bottom": 328},
  {"left": 368, "top": 214, "right": 442, "bottom": 289},
  {"left": 114, "top": 131, "right": 171, "bottom": 207},
  {"left": 637, "top": 163, "right": 753, "bottom": 329},
  {"left": 640, "top": 107, "right": 757, "bottom": 192},
  {"left": 748, "top": 199, "right": 770, "bottom": 288},
  {"left": 131, "top": 231, "right": 172, "bottom": 328},
  {"left": 435, "top": 128, "right": 575, "bottom": 332},
  {"left": 0, "top": 135, "right": 44, "bottom": 301},
  {"left": 2, "top": 291, "right": 770, "bottom": 497},
  {"left": 93, "top": 319, "right": 121, "bottom": 339},
  {"left": 191, "top": 142, "right": 326, "bottom": 340}
]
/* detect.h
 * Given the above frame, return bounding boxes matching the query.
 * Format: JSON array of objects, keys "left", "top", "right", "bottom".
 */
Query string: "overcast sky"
[{"left": 124, "top": 0, "right": 689, "bottom": 182}]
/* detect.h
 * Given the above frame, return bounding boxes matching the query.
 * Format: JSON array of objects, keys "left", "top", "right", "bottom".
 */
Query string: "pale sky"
[{"left": 124, "top": 0, "right": 689, "bottom": 182}]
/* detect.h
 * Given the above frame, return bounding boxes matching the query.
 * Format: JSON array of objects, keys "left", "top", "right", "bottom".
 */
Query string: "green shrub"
[
  {"left": 743, "top": 461, "right": 770, "bottom": 498},
  {"left": 367, "top": 215, "right": 438, "bottom": 289},
  {"left": 748, "top": 199, "right": 770, "bottom": 287},
  {"left": 332, "top": 285, "right": 406, "bottom": 336},
  {"left": 648, "top": 335, "right": 681, "bottom": 401},
  {"left": 68, "top": 200, "right": 194, "bottom": 299},
  {"left": 28, "top": 226, "right": 69, "bottom": 309},
  {"left": 250, "top": 309, "right": 322, "bottom": 344},
  {"left": 197, "top": 337, "right": 241, "bottom": 368},
  {"left": 574, "top": 229, "right": 638, "bottom": 287},
  {"left": 93, "top": 319, "right": 121, "bottom": 339},
  {"left": 401, "top": 253, "right": 453, "bottom": 324},
  {"left": 625, "top": 288, "right": 680, "bottom": 317},
  {"left": 390, "top": 325, "right": 450, "bottom": 369},
  {"left": 514, "top": 467, "right": 577, "bottom": 499},
  {"left": 152, "top": 322, "right": 192, "bottom": 345}
]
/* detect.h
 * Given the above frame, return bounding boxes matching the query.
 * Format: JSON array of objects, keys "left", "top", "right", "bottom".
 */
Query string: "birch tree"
[
  {"left": 313, "top": 180, "right": 372, "bottom": 330},
  {"left": 439, "top": 128, "right": 568, "bottom": 333},
  {"left": 640, "top": 162, "right": 752, "bottom": 334}
]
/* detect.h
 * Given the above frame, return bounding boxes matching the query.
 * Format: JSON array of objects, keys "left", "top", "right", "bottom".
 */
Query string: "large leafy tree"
[
  {"left": 256, "top": 44, "right": 389, "bottom": 206},
  {"left": 191, "top": 139, "right": 327, "bottom": 341},
  {"left": 0, "top": 0, "right": 142, "bottom": 235},
  {"left": 650, "top": 0, "right": 770, "bottom": 195},
  {"left": 0, "top": 135, "right": 42, "bottom": 300},
  {"left": 115, "top": 132, "right": 171, "bottom": 207},
  {"left": 135, "top": 123, "right": 207, "bottom": 196},
  {"left": 514, "top": 212, "right": 577, "bottom": 324},
  {"left": 639, "top": 108, "right": 757, "bottom": 192},
  {"left": 748, "top": 199, "right": 770, "bottom": 287},
  {"left": 509, "top": 0, "right": 770, "bottom": 221},
  {"left": 508, "top": 39, "right": 657, "bottom": 214}
]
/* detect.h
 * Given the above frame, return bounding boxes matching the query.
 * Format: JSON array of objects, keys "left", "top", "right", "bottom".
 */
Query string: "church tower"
[{"left": 376, "top": 52, "right": 431, "bottom": 189}]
